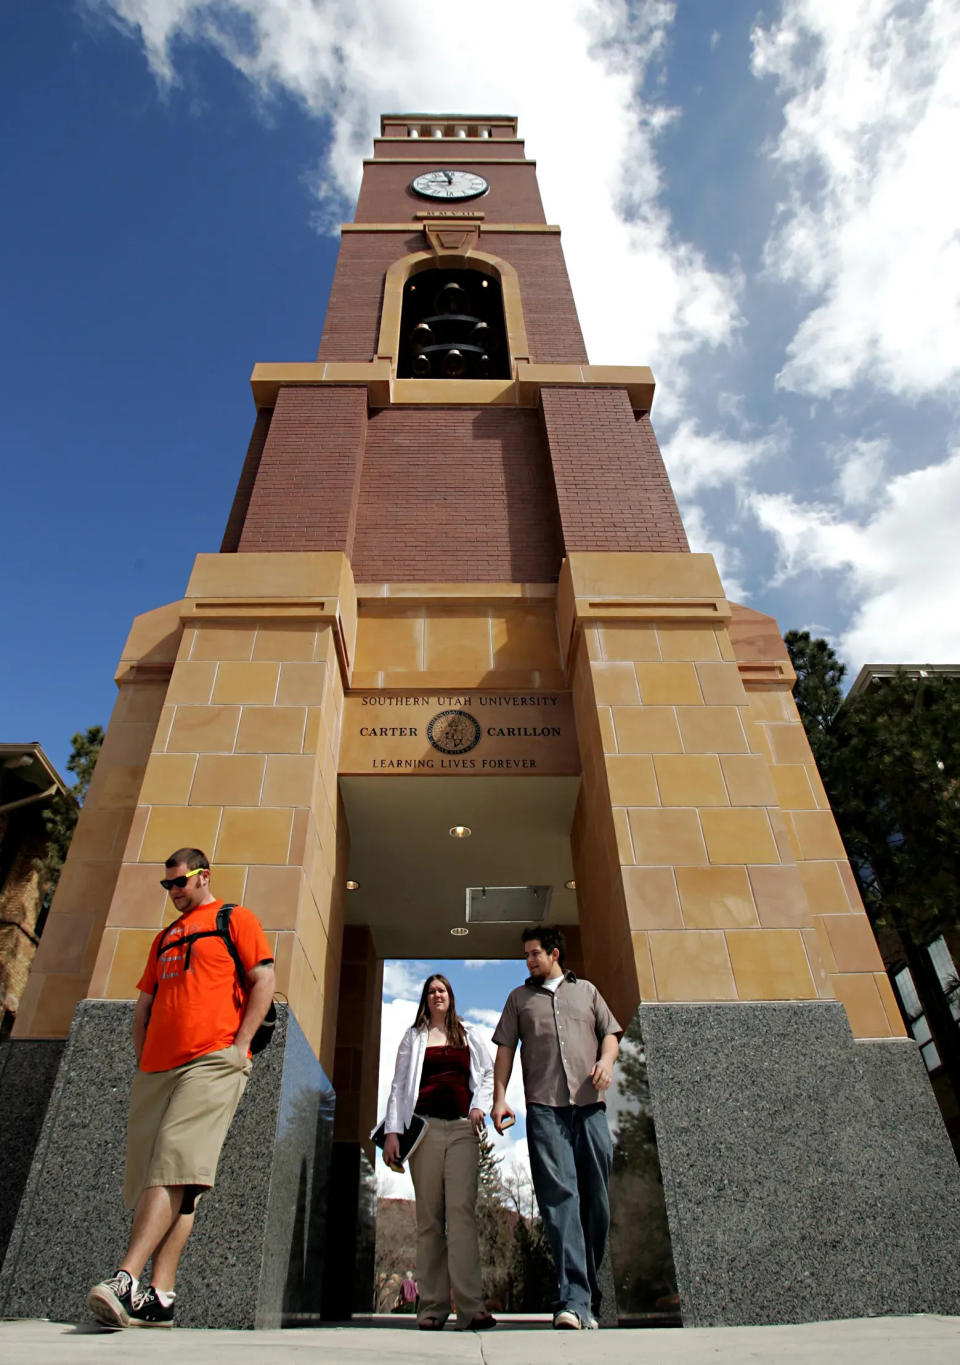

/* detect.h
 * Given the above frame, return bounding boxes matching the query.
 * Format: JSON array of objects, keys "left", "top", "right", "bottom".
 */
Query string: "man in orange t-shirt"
[{"left": 86, "top": 847, "right": 275, "bottom": 1330}]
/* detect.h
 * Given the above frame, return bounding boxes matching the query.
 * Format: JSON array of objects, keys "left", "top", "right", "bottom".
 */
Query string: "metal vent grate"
[{"left": 465, "top": 885, "right": 553, "bottom": 924}]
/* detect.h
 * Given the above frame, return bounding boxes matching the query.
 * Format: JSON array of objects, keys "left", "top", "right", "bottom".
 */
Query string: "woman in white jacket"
[{"left": 383, "top": 973, "right": 495, "bottom": 1331}]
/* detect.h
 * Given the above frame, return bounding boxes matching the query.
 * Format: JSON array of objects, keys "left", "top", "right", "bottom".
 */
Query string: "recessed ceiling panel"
[{"left": 465, "top": 885, "right": 553, "bottom": 924}]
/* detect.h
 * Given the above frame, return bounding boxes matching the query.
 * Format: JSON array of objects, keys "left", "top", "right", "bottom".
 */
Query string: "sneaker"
[
  {"left": 553, "top": 1310, "right": 582, "bottom": 1330},
  {"left": 86, "top": 1270, "right": 137, "bottom": 1329},
  {"left": 129, "top": 1285, "right": 175, "bottom": 1328},
  {"left": 585, "top": 1315, "right": 599, "bottom": 1329}
]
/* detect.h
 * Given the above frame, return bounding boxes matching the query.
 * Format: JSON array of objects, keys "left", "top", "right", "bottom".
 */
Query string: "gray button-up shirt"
[{"left": 492, "top": 973, "right": 621, "bottom": 1107}]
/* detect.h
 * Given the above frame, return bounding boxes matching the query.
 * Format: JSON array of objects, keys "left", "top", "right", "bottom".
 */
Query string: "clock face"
[{"left": 410, "top": 169, "right": 489, "bottom": 201}]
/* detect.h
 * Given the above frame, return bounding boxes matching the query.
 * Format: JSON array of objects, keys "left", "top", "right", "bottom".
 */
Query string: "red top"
[
  {"left": 416, "top": 1045, "right": 470, "bottom": 1119},
  {"left": 137, "top": 900, "right": 273, "bottom": 1072}
]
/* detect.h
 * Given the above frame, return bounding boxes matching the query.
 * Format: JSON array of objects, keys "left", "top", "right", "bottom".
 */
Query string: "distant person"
[
  {"left": 491, "top": 926, "right": 620, "bottom": 1330},
  {"left": 399, "top": 1269, "right": 418, "bottom": 1313},
  {"left": 382, "top": 974, "right": 496, "bottom": 1331},
  {"left": 86, "top": 849, "right": 275, "bottom": 1329}
]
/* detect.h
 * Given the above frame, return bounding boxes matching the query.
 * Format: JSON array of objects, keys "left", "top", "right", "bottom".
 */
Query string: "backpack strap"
[
  {"left": 154, "top": 905, "right": 243, "bottom": 984},
  {"left": 216, "top": 903, "right": 246, "bottom": 991},
  {"left": 219, "top": 903, "right": 278, "bottom": 1054}
]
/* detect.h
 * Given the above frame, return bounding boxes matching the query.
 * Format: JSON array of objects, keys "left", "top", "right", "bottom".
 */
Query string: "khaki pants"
[
  {"left": 124, "top": 1045, "right": 251, "bottom": 1210},
  {"left": 408, "top": 1116, "right": 484, "bottom": 1325}
]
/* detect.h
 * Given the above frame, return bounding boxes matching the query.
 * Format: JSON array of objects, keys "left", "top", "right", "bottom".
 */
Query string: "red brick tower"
[
  {"left": 223, "top": 113, "right": 686, "bottom": 575},
  {"left": 5, "top": 114, "right": 958, "bottom": 1331}
]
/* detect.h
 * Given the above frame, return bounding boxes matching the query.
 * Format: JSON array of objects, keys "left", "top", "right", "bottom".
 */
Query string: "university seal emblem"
[{"left": 426, "top": 710, "right": 482, "bottom": 755}]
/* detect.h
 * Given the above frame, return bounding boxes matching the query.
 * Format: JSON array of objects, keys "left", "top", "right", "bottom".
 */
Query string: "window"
[
  {"left": 893, "top": 937, "right": 960, "bottom": 1073},
  {"left": 397, "top": 269, "right": 509, "bottom": 380},
  {"left": 894, "top": 963, "right": 941, "bottom": 1071}
]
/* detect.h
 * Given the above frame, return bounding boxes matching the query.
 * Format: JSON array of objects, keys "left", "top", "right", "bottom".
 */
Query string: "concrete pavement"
[{"left": 1, "top": 1314, "right": 959, "bottom": 1364}]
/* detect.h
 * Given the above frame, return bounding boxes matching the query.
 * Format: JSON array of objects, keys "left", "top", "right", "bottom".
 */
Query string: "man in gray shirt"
[{"left": 492, "top": 925, "right": 620, "bottom": 1330}]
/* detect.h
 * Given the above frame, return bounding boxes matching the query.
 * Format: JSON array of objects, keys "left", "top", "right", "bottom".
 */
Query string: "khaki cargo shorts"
[{"left": 124, "top": 1044, "right": 252, "bottom": 1210}]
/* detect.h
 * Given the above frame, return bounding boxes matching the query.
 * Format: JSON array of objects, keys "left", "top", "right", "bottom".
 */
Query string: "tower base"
[
  {"left": 0, "top": 1001, "right": 335, "bottom": 1328},
  {"left": 0, "top": 1038, "right": 65, "bottom": 1268},
  {"left": 640, "top": 1000, "right": 960, "bottom": 1325}
]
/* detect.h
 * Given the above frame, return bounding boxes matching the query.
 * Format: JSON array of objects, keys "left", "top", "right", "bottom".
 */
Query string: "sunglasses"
[{"left": 160, "top": 868, "right": 207, "bottom": 891}]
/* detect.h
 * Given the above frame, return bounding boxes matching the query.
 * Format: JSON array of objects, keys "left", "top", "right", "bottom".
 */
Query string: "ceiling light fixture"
[
  {"left": 450, "top": 926, "right": 469, "bottom": 937},
  {"left": 346, "top": 880, "right": 360, "bottom": 891},
  {"left": 449, "top": 825, "right": 472, "bottom": 838},
  {"left": 564, "top": 879, "right": 576, "bottom": 890}
]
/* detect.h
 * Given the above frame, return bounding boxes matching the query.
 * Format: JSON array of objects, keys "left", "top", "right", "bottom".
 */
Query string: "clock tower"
[{"left": 4, "top": 114, "right": 959, "bottom": 1331}]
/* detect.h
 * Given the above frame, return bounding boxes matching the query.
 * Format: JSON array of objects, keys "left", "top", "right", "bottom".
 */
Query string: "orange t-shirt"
[{"left": 136, "top": 900, "right": 273, "bottom": 1073}]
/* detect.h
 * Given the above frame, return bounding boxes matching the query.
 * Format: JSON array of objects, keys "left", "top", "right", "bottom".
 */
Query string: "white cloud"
[
  {"left": 657, "top": 417, "right": 787, "bottom": 604},
  {"left": 89, "top": 0, "right": 743, "bottom": 417},
  {"left": 461, "top": 960, "right": 489, "bottom": 971},
  {"left": 464, "top": 1007, "right": 502, "bottom": 1030},
  {"left": 830, "top": 437, "right": 889, "bottom": 510},
  {"left": 661, "top": 417, "right": 781, "bottom": 498},
  {"left": 382, "top": 960, "right": 430, "bottom": 1001},
  {"left": 495, "top": 1134, "right": 534, "bottom": 1214},
  {"left": 752, "top": 0, "right": 960, "bottom": 399},
  {"left": 750, "top": 447, "right": 960, "bottom": 666},
  {"left": 681, "top": 503, "right": 748, "bottom": 603}
]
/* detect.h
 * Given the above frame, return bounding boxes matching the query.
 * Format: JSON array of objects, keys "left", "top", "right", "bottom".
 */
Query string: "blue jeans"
[{"left": 526, "top": 1102, "right": 613, "bottom": 1320}]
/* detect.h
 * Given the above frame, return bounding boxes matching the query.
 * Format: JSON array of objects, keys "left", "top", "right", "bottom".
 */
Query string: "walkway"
[{"left": 1, "top": 1314, "right": 959, "bottom": 1364}]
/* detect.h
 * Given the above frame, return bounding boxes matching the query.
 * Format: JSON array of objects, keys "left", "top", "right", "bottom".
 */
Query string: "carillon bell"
[
  {"left": 436, "top": 281, "right": 468, "bottom": 313},
  {"left": 398, "top": 269, "right": 507, "bottom": 379}
]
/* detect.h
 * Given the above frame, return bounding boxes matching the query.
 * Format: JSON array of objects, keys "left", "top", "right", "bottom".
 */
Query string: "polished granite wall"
[
  {"left": 0, "top": 1037, "right": 64, "bottom": 1268},
  {"left": 322, "top": 1142, "right": 377, "bottom": 1319},
  {"left": 639, "top": 999, "right": 960, "bottom": 1326},
  {"left": 0, "top": 1001, "right": 335, "bottom": 1328},
  {"left": 605, "top": 1012, "right": 679, "bottom": 1325}
]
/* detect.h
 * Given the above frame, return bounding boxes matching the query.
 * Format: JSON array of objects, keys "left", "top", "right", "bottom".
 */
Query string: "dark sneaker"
[
  {"left": 129, "top": 1285, "right": 175, "bottom": 1328},
  {"left": 462, "top": 1314, "right": 497, "bottom": 1330},
  {"left": 86, "top": 1270, "right": 137, "bottom": 1329}
]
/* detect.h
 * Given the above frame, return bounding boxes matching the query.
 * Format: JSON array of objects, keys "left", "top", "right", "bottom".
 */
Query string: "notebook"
[{"left": 370, "top": 1113, "right": 429, "bottom": 1165}]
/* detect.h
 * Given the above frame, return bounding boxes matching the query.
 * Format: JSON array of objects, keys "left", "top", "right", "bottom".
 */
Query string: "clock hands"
[{"left": 410, "top": 170, "right": 489, "bottom": 200}]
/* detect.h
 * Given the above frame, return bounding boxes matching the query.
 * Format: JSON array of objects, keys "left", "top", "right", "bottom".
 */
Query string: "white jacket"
[{"left": 383, "top": 1022, "right": 494, "bottom": 1135}]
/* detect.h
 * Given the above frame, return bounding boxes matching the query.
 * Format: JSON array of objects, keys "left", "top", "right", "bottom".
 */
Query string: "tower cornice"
[{"left": 248, "top": 361, "right": 655, "bottom": 415}]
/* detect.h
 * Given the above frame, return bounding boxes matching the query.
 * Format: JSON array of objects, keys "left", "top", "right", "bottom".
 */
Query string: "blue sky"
[{"left": 4, "top": 1, "right": 959, "bottom": 1187}]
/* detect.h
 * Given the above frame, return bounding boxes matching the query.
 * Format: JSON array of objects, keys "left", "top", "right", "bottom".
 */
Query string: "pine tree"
[
  {"left": 784, "top": 629, "right": 845, "bottom": 767},
  {"left": 784, "top": 643, "right": 960, "bottom": 1117},
  {"left": 33, "top": 726, "right": 103, "bottom": 904},
  {"left": 475, "top": 1129, "right": 514, "bottom": 1308}
]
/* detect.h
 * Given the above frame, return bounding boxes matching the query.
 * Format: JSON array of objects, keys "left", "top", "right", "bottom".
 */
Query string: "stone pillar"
[
  {"left": 324, "top": 927, "right": 383, "bottom": 1317},
  {"left": 559, "top": 551, "right": 960, "bottom": 1325},
  {"left": 0, "top": 1002, "right": 335, "bottom": 1328},
  {"left": 727, "top": 604, "right": 901, "bottom": 1033},
  {"left": 0, "top": 600, "right": 182, "bottom": 1266},
  {"left": 333, "top": 926, "right": 384, "bottom": 1149},
  {"left": 82, "top": 550, "right": 355, "bottom": 1068},
  {"left": 10, "top": 601, "right": 182, "bottom": 1044},
  {"left": 0, "top": 552, "right": 356, "bottom": 1325}
]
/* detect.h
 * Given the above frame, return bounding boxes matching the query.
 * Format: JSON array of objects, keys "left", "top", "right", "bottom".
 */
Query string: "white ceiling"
[{"left": 339, "top": 774, "right": 581, "bottom": 959}]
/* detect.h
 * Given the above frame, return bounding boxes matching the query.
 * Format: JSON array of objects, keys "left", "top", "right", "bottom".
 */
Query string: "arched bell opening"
[{"left": 396, "top": 268, "right": 510, "bottom": 380}]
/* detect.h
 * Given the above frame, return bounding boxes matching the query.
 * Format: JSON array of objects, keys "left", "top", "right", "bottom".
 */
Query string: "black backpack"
[{"left": 155, "top": 903, "right": 277, "bottom": 1054}]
